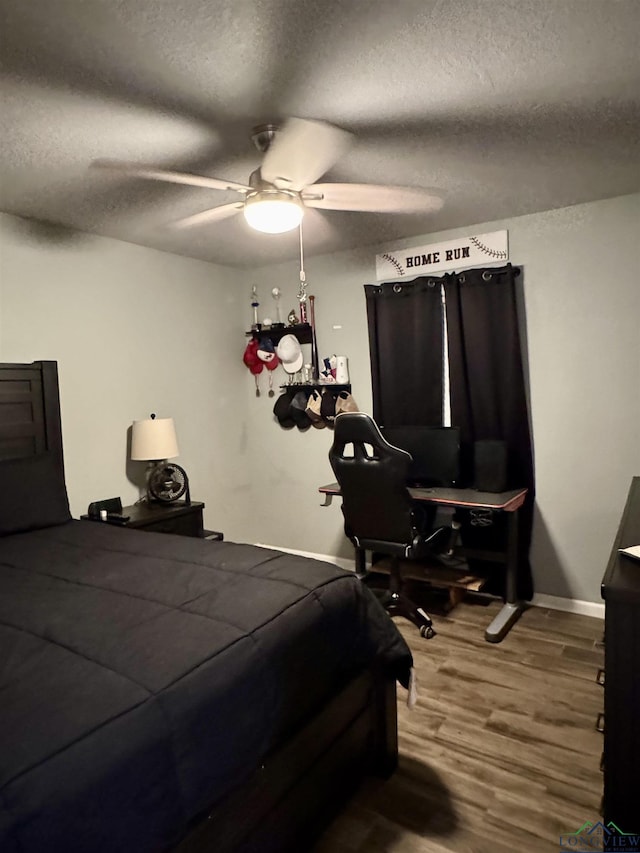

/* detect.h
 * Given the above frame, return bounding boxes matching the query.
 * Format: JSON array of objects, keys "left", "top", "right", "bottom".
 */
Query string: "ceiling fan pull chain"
[
  {"left": 297, "top": 220, "right": 309, "bottom": 322},
  {"left": 299, "top": 218, "right": 305, "bottom": 279}
]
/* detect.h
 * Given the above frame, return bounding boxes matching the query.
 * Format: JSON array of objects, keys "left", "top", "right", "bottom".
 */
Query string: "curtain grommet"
[
  {"left": 458, "top": 274, "right": 465, "bottom": 283},
  {"left": 393, "top": 284, "right": 402, "bottom": 293},
  {"left": 427, "top": 280, "right": 436, "bottom": 288},
  {"left": 482, "top": 271, "right": 492, "bottom": 281}
]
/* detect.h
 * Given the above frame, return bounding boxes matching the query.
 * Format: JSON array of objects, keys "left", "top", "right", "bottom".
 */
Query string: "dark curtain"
[
  {"left": 364, "top": 277, "right": 444, "bottom": 427},
  {"left": 444, "top": 263, "right": 535, "bottom": 600}
]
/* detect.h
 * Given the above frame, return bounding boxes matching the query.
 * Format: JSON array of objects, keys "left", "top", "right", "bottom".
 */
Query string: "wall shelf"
[
  {"left": 280, "top": 384, "right": 351, "bottom": 394},
  {"left": 246, "top": 324, "right": 312, "bottom": 345}
]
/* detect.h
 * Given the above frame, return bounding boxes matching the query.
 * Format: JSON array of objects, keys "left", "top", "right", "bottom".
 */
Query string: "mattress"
[{"left": 0, "top": 521, "right": 411, "bottom": 852}]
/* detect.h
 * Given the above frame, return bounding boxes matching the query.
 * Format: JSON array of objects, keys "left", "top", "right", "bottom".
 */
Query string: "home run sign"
[{"left": 375, "top": 230, "right": 508, "bottom": 280}]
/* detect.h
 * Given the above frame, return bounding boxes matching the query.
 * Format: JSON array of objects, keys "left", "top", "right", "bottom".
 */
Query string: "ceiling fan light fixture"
[{"left": 243, "top": 190, "right": 304, "bottom": 234}]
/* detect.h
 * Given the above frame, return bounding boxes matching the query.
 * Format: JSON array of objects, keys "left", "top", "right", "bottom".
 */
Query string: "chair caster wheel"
[{"left": 420, "top": 625, "right": 435, "bottom": 639}]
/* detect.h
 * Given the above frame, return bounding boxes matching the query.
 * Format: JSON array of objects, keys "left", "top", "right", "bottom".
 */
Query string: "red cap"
[{"left": 243, "top": 339, "right": 263, "bottom": 375}]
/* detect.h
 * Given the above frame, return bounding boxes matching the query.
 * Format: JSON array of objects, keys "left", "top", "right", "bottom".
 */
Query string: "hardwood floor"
[{"left": 314, "top": 597, "right": 605, "bottom": 852}]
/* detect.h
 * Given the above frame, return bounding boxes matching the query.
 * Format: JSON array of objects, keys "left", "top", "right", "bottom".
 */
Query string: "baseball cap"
[
  {"left": 320, "top": 391, "right": 337, "bottom": 425},
  {"left": 273, "top": 391, "right": 295, "bottom": 428},
  {"left": 243, "top": 339, "right": 263, "bottom": 375},
  {"left": 257, "top": 337, "right": 279, "bottom": 370},
  {"left": 276, "top": 334, "right": 304, "bottom": 374},
  {"left": 290, "top": 391, "right": 312, "bottom": 430},
  {"left": 305, "top": 389, "right": 326, "bottom": 429},
  {"left": 335, "top": 391, "right": 359, "bottom": 415}
]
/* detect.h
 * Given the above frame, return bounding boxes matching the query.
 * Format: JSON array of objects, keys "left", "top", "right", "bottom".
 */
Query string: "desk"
[{"left": 319, "top": 483, "right": 528, "bottom": 643}]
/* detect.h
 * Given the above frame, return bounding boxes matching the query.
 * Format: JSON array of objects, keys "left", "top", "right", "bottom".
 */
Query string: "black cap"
[
  {"left": 320, "top": 390, "right": 337, "bottom": 424},
  {"left": 273, "top": 391, "right": 295, "bottom": 428},
  {"left": 290, "top": 391, "right": 312, "bottom": 430}
]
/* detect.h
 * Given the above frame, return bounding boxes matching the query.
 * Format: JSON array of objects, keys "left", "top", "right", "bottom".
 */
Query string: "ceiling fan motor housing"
[
  {"left": 92, "top": 117, "right": 443, "bottom": 235},
  {"left": 248, "top": 168, "right": 273, "bottom": 191},
  {"left": 251, "top": 124, "right": 279, "bottom": 153}
]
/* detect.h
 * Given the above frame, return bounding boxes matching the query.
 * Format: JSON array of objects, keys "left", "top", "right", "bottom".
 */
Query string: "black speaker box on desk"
[
  {"left": 473, "top": 440, "right": 508, "bottom": 493},
  {"left": 87, "top": 496, "right": 123, "bottom": 518}
]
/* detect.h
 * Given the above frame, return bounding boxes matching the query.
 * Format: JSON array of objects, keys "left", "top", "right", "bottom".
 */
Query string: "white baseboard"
[
  {"left": 530, "top": 593, "right": 604, "bottom": 620},
  {"left": 255, "top": 544, "right": 605, "bottom": 620},
  {"left": 254, "top": 543, "right": 355, "bottom": 574}
]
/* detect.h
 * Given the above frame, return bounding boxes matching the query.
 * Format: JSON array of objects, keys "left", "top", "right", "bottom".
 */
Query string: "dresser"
[{"left": 600, "top": 476, "right": 640, "bottom": 828}]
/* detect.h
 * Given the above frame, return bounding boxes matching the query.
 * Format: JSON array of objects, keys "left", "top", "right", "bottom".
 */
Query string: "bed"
[{"left": 0, "top": 361, "right": 412, "bottom": 853}]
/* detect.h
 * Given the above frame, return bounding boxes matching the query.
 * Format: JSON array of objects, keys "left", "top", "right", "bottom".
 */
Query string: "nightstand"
[
  {"left": 119, "top": 501, "right": 205, "bottom": 537},
  {"left": 82, "top": 501, "right": 223, "bottom": 540}
]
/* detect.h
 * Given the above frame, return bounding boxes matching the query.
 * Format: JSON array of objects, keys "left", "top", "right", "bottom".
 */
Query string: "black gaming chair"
[{"left": 329, "top": 412, "right": 446, "bottom": 639}]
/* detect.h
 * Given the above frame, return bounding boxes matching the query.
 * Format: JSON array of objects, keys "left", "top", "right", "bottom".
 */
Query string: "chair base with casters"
[
  {"left": 359, "top": 526, "right": 447, "bottom": 640},
  {"left": 329, "top": 411, "right": 452, "bottom": 640},
  {"left": 377, "top": 579, "right": 436, "bottom": 639}
]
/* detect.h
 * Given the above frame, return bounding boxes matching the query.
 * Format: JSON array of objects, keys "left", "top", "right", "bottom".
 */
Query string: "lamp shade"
[{"left": 131, "top": 416, "right": 179, "bottom": 461}]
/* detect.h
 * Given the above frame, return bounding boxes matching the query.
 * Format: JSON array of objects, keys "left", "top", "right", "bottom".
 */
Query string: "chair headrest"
[{"left": 333, "top": 412, "right": 388, "bottom": 446}]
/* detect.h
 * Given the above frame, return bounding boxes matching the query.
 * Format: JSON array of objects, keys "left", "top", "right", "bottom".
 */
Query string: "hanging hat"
[
  {"left": 290, "top": 391, "right": 312, "bottom": 430},
  {"left": 320, "top": 391, "right": 337, "bottom": 425},
  {"left": 273, "top": 390, "right": 295, "bottom": 428},
  {"left": 243, "top": 339, "right": 263, "bottom": 376},
  {"left": 257, "top": 338, "right": 280, "bottom": 370},
  {"left": 276, "top": 334, "right": 304, "bottom": 374},
  {"left": 305, "top": 389, "right": 326, "bottom": 429},
  {"left": 335, "top": 391, "right": 359, "bottom": 415}
]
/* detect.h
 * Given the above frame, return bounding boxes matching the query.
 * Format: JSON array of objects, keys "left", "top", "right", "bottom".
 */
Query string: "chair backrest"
[{"left": 329, "top": 412, "right": 416, "bottom": 555}]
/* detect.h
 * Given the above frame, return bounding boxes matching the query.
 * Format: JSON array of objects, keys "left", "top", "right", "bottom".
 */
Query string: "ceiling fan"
[{"left": 92, "top": 117, "right": 443, "bottom": 235}]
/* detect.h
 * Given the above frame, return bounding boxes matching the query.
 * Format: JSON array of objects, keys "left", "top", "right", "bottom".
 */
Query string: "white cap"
[{"left": 276, "top": 334, "right": 304, "bottom": 374}]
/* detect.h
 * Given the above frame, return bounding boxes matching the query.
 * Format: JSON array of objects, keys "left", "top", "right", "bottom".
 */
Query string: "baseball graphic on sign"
[
  {"left": 379, "top": 253, "right": 405, "bottom": 277},
  {"left": 469, "top": 235, "right": 508, "bottom": 260}
]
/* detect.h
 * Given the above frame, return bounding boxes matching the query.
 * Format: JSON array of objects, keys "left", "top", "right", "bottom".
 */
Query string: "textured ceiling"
[{"left": 1, "top": 0, "right": 639, "bottom": 268}]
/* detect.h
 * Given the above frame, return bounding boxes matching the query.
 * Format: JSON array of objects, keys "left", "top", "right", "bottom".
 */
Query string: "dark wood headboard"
[{"left": 0, "top": 361, "right": 65, "bottom": 467}]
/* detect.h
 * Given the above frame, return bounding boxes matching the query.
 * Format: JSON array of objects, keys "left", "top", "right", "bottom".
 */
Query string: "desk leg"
[{"left": 484, "top": 508, "right": 524, "bottom": 643}]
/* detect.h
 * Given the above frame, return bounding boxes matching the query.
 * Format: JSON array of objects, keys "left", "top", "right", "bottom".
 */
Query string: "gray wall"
[
  {"left": 0, "top": 214, "right": 250, "bottom": 543},
  {"left": 1, "top": 194, "right": 638, "bottom": 603},
  {"left": 244, "top": 193, "right": 640, "bottom": 604}
]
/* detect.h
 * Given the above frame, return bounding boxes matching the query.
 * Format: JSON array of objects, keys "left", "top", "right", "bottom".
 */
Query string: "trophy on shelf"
[
  {"left": 250, "top": 285, "right": 260, "bottom": 331},
  {"left": 271, "top": 287, "right": 284, "bottom": 327}
]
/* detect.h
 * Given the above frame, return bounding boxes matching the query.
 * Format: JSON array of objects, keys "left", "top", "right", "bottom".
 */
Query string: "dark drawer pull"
[
  {"left": 596, "top": 668, "right": 605, "bottom": 686},
  {"left": 595, "top": 713, "right": 605, "bottom": 733}
]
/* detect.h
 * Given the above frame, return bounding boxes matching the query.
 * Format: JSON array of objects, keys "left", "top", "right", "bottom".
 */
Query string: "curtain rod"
[{"left": 369, "top": 265, "right": 521, "bottom": 291}]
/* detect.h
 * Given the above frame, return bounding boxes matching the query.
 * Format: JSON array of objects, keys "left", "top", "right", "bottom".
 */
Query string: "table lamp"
[{"left": 131, "top": 414, "right": 190, "bottom": 503}]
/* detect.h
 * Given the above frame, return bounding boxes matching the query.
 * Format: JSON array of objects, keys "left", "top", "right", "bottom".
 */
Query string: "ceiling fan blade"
[
  {"left": 303, "top": 183, "right": 444, "bottom": 213},
  {"left": 91, "top": 159, "right": 252, "bottom": 194},
  {"left": 171, "top": 202, "right": 244, "bottom": 230},
  {"left": 260, "top": 118, "right": 353, "bottom": 191}
]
